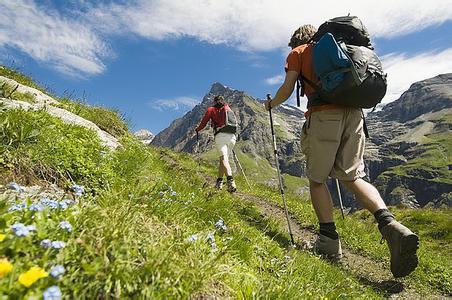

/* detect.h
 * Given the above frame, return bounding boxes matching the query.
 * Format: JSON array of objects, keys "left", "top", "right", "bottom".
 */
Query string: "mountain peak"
[{"left": 209, "top": 82, "right": 231, "bottom": 95}]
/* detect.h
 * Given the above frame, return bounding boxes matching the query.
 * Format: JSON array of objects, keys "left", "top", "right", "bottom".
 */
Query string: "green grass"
[
  {"left": 0, "top": 66, "right": 46, "bottom": 94},
  {"left": 1, "top": 66, "right": 450, "bottom": 298},
  {"left": 0, "top": 80, "right": 36, "bottom": 104},
  {"left": 0, "top": 110, "right": 380, "bottom": 298},
  {"left": 56, "top": 98, "right": 129, "bottom": 138},
  {"left": 0, "top": 109, "right": 113, "bottom": 191}
]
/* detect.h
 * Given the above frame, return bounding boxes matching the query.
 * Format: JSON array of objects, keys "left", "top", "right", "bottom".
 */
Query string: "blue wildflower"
[
  {"left": 51, "top": 241, "right": 66, "bottom": 249},
  {"left": 43, "top": 285, "right": 62, "bottom": 300},
  {"left": 8, "top": 203, "right": 27, "bottom": 212},
  {"left": 58, "top": 199, "right": 75, "bottom": 210},
  {"left": 214, "top": 219, "right": 227, "bottom": 231},
  {"left": 11, "top": 223, "right": 35, "bottom": 237},
  {"left": 50, "top": 265, "right": 65, "bottom": 279},
  {"left": 171, "top": 191, "right": 177, "bottom": 197},
  {"left": 206, "top": 233, "right": 217, "bottom": 250},
  {"left": 40, "top": 198, "right": 59, "bottom": 210},
  {"left": 59, "top": 221, "right": 72, "bottom": 232},
  {"left": 41, "top": 239, "right": 52, "bottom": 249},
  {"left": 7, "top": 182, "right": 24, "bottom": 193},
  {"left": 158, "top": 191, "right": 165, "bottom": 197},
  {"left": 71, "top": 184, "right": 84, "bottom": 197},
  {"left": 187, "top": 234, "right": 198, "bottom": 242},
  {"left": 28, "top": 203, "right": 45, "bottom": 212}
]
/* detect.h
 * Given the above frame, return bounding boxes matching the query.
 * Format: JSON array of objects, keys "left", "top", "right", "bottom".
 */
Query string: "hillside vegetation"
[{"left": 0, "top": 68, "right": 450, "bottom": 298}]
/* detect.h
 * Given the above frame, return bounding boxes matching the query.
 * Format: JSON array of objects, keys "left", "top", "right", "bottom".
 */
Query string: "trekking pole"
[
  {"left": 267, "top": 94, "right": 295, "bottom": 246},
  {"left": 335, "top": 179, "right": 345, "bottom": 219},
  {"left": 232, "top": 150, "right": 251, "bottom": 190}
]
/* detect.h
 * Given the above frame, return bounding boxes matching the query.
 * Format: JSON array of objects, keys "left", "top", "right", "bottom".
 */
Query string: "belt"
[{"left": 304, "top": 104, "right": 345, "bottom": 118}]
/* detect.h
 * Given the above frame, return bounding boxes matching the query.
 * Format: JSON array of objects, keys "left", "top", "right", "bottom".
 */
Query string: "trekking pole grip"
[{"left": 266, "top": 94, "right": 276, "bottom": 137}]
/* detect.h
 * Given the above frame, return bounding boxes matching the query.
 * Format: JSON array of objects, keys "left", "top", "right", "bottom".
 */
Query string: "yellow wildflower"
[
  {"left": 18, "top": 266, "right": 48, "bottom": 287},
  {"left": 0, "top": 234, "right": 5, "bottom": 242},
  {"left": 0, "top": 258, "right": 13, "bottom": 278}
]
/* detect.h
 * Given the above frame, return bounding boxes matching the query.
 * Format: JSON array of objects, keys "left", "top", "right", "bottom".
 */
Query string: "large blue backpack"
[{"left": 298, "top": 16, "right": 387, "bottom": 109}]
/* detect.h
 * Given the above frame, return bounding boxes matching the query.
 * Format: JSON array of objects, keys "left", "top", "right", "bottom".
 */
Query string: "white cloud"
[
  {"left": 381, "top": 48, "right": 452, "bottom": 103},
  {"left": 0, "top": 0, "right": 110, "bottom": 77},
  {"left": 265, "top": 74, "right": 284, "bottom": 85},
  {"left": 88, "top": 0, "right": 452, "bottom": 51},
  {"left": 151, "top": 96, "right": 199, "bottom": 111}
]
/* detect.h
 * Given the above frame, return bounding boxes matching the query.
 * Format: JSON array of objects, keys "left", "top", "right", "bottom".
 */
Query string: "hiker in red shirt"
[
  {"left": 264, "top": 24, "right": 419, "bottom": 278},
  {"left": 196, "top": 95, "right": 237, "bottom": 192}
]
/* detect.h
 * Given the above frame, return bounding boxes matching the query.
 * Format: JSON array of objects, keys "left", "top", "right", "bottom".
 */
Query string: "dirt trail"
[
  {"left": 235, "top": 192, "right": 444, "bottom": 299},
  {"left": 158, "top": 151, "right": 444, "bottom": 299}
]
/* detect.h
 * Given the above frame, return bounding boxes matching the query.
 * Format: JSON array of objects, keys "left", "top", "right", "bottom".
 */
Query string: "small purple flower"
[
  {"left": 11, "top": 223, "right": 35, "bottom": 237},
  {"left": 50, "top": 265, "right": 65, "bottom": 279},
  {"left": 43, "top": 285, "right": 62, "bottom": 300},
  {"left": 28, "top": 203, "right": 45, "bottom": 212},
  {"left": 8, "top": 203, "right": 27, "bottom": 212},
  {"left": 214, "top": 219, "right": 227, "bottom": 231},
  {"left": 59, "top": 221, "right": 72, "bottom": 232},
  {"left": 51, "top": 241, "right": 66, "bottom": 249},
  {"left": 71, "top": 184, "right": 84, "bottom": 197},
  {"left": 171, "top": 191, "right": 177, "bottom": 197},
  {"left": 41, "top": 239, "right": 52, "bottom": 249},
  {"left": 187, "top": 234, "right": 198, "bottom": 242},
  {"left": 7, "top": 182, "right": 24, "bottom": 193}
]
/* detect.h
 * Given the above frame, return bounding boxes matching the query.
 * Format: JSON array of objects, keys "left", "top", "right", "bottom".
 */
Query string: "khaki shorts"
[
  {"left": 214, "top": 132, "right": 236, "bottom": 158},
  {"left": 301, "top": 108, "right": 366, "bottom": 183}
]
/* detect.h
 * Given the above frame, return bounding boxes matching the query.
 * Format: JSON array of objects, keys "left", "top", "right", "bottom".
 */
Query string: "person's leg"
[
  {"left": 309, "top": 180, "right": 334, "bottom": 223},
  {"left": 222, "top": 155, "right": 233, "bottom": 177},
  {"left": 340, "top": 178, "right": 419, "bottom": 277},
  {"left": 340, "top": 178, "right": 387, "bottom": 214},
  {"left": 310, "top": 179, "right": 341, "bottom": 257},
  {"left": 215, "top": 156, "right": 226, "bottom": 189}
]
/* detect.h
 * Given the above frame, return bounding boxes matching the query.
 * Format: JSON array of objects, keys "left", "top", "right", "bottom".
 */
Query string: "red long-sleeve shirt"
[{"left": 196, "top": 104, "right": 230, "bottom": 132}]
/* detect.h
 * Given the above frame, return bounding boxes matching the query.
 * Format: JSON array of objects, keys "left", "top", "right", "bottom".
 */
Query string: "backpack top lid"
[{"left": 311, "top": 16, "right": 372, "bottom": 48}]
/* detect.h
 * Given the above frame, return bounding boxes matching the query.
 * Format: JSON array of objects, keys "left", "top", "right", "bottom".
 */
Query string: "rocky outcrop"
[{"left": 0, "top": 76, "right": 120, "bottom": 150}]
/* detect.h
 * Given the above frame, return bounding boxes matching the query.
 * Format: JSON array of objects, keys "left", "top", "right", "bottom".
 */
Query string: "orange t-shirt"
[
  {"left": 285, "top": 44, "right": 320, "bottom": 99},
  {"left": 285, "top": 44, "right": 343, "bottom": 113}
]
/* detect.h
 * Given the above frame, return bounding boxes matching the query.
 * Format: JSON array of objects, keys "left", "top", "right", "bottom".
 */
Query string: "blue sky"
[{"left": 1, "top": 1, "right": 451, "bottom": 134}]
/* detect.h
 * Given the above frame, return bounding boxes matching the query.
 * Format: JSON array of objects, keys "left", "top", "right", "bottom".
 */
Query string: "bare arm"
[{"left": 265, "top": 70, "right": 299, "bottom": 109}]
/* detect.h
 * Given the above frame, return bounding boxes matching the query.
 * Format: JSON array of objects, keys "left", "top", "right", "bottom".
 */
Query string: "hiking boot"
[
  {"left": 380, "top": 220, "right": 419, "bottom": 278},
  {"left": 314, "top": 233, "right": 342, "bottom": 259},
  {"left": 227, "top": 178, "right": 237, "bottom": 193},
  {"left": 215, "top": 179, "right": 223, "bottom": 190}
]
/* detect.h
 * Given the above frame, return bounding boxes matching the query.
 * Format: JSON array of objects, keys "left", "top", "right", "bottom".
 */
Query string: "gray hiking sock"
[
  {"left": 319, "top": 222, "right": 339, "bottom": 240},
  {"left": 374, "top": 209, "right": 395, "bottom": 230}
]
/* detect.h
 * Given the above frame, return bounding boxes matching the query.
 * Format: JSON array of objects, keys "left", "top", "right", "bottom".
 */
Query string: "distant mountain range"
[{"left": 153, "top": 74, "right": 452, "bottom": 209}]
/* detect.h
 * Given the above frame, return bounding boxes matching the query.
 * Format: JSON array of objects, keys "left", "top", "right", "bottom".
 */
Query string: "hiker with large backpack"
[
  {"left": 195, "top": 95, "right": 238, "bottom": 192},
  {"left": 264, "top": 17, "right": 419, "bottom": 278}
]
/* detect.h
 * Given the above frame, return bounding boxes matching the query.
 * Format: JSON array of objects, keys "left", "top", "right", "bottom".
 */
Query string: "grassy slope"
[
  {"left": 0, "top": 109, "right": 379, "bottom": 299},
  {"left": 379, "top": 113, "right": 452, "bottom": 185},
  {"left": 0, "top": 68, "right": 450, "bottom": 298}
]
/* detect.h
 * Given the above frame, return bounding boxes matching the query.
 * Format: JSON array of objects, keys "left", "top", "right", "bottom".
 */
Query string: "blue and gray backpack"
[{"left": 299, "top": 16, "right": 387, "bottom": 109}]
